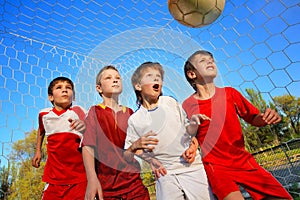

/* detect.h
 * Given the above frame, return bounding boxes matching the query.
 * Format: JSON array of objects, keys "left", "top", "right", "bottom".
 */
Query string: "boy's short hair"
[
  {"left": 131, "top": 62, "right": 164, "bottom": 106},
  {"left": 184, "top": 50, "right": 214, "bottom": 91},
  {"left": 48, "top": 76, "right": 75, "bottom": 104},
  {"left": 96, "top": 65, "right": 120, "bottom": 96}
]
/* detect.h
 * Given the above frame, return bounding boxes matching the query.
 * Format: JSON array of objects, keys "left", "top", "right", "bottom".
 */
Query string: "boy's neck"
[
  {"left": 53, "top": 103, "right": 71, "bottom": 111},
  {"left": 194, "top": 83, "right": 216, "bottom": 100},
  {"left": 102, "top": 96, "right": 121, "bottom": 112},
  {"left": 142, "top": 96, "right": 159, "bottom": 110}
]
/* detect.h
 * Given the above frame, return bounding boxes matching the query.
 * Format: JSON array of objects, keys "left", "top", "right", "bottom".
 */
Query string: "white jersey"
[{"left": 125, "top": 96, "right": 203, "bottom": 174}]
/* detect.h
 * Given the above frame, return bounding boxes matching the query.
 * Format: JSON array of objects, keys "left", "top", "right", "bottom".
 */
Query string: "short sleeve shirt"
[
  {"left": 125, "top": 96, "right": 203, "bottom": 174},
  {"left": 39, "top": 105, "right": 87, "bottom": 185},
  {"left": 182, "top": 87, "right": 260, "bottom": 170},
  {"left": 82, "top": 104, "right": 144, "bottom": 196}
]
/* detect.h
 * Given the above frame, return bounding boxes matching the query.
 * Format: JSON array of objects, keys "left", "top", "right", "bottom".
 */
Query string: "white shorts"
[{"left": 155, "top": 166, "right": 215, "bottom": 200}]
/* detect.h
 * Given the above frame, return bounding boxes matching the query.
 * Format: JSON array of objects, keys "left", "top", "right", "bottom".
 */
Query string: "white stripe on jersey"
[{"left": 41, "top": 108, "right": 83, "bottom": 138}]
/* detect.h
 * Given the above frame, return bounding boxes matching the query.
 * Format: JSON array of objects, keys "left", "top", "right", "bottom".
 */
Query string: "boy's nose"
[{"left": 154, "top": 77, "right": 160, "bottom": 82}]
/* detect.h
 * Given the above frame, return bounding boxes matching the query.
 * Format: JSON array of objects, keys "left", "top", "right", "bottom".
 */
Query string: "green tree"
[
  {"left": 243, "top": 89, "right": 280, "bottom": 151},
  {"left": 7, "top": 130, "right": 46, "bottom": 200},
  {"left": 273, "top": 95, "right": 300, "bottom": 140},
  {"left": 0, "top": 164, "right": 11, "bottom": 200}
]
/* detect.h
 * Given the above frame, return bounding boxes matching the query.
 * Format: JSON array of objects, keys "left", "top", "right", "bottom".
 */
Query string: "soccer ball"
[{"left": 168, "top": 0, "right": 225, "bottom": 28}]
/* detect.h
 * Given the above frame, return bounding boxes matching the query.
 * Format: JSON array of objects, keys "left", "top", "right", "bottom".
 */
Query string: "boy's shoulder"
[
  {"left": 159, "top": 95, "right": 178, "bottom": 104},
  {"left": 88, "top": 104, "right": 133, "bottom": 115},
  {"left": 71, "top": 105, "right": 86, "bottom": 113},
  {"left": 39, "top": 107, "right": 53, "bottom": 114}
]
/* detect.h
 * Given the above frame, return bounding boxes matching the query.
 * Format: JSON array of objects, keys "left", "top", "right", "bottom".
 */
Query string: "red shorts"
[
  {"left": 103, "top": 184, "right": 150, "bottom": 200},
  {"left": 42, "top": 181, "right": 87, "bottom": 200},
  {"left": 205, "top": 163, "right": 292, "bottom": 200}
]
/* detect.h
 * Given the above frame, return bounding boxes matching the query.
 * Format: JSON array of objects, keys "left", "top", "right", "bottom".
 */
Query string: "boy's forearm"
[
  {"left": 82, "top": 146, "right": 98, "bottom": 180},
  {"left": 123, "top": 147, "right": 135, "bottom": 162},
  {"left": 250, "top": 115, "right": 266, "bottom": 127},
  {"left": 35, "top": 129, "right": 45, "bottom": 151},
  {"left": 136, "top": 151, "right": 155, "bottom": 163},
  {"left": 190, "top": 137, "right": 198, "bottom": 150},
  {"left": 125, "top": 144, "right": 154, "bottom": 163},
  {"left": 186, "top": 124, "right": 198, "bottom": 136}
]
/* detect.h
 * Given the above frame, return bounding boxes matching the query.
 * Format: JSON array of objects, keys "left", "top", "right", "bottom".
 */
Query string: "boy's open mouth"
[{"left": 153, "top": 84, "right": 159, "bottom": 89}]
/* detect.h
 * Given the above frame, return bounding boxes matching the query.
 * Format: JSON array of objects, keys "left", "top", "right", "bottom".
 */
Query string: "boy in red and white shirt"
[{"left": 32, "top": 77, "right": 87, "bottom": 200}]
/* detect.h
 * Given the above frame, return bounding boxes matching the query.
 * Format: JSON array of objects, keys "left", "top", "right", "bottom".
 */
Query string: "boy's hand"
[
  {"left": 252, "top": 108, "right": 282, "bottom": 127},
  {"left": 69, "top": 118, "right": 86, "bottom": 133},
  {"left": 150, "top": 158, "right": 167, "bottom": 179},
  {"left": 32, "top": 151, "right": 42, "bottom": 168},
  {"left": 190, "top": 114, "right": 211, "bottom": 125},
  {"left": 182, "top": 137, "right": 198, "bottom": 163},
  {"left": 84, "top": 177, "right": 104, "bottom": 200},
  {"left": 130, "top": 131, "right": 159, "bottom": 153},
  {"left": 260, "top": 108, "right": 281, "bottom": 125}
]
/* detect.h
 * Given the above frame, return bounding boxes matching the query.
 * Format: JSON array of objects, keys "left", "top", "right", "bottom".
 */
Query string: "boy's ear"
[
  {"left": 134, "top": 84, "right": 142, "bottom": 91},
  {"left": 48, "top": 95, "right": 54, "bottom": 102},
  {"left": 186, "top": 70, "right": 197, "bottom": 79},
  {"left": 96, "top": 84, "right": 102, "bottom": 94}
]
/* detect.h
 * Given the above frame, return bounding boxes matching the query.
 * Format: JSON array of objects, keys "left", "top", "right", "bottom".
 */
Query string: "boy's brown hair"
[{"left": 184, "top": 50, "right": 214, "bottom": 91}]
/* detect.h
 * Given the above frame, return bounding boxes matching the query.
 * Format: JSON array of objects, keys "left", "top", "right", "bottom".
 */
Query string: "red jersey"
[
  {"left": 82, "top": 104, "right": 145, "bottom": 197},
  {"left": 182, "top": 87, "right": 260, "bottom": 170},
  {"left": 39, "top": 106, "right": 87, "bottom": 185}
]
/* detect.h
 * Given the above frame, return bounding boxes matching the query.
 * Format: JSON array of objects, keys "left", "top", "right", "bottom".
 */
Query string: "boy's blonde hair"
[
  {"left": 96, "top": 65, "right": 120, "bottom": 96},
  {"left": 131, "top": 62, "right": 164, "bottom": 106}
]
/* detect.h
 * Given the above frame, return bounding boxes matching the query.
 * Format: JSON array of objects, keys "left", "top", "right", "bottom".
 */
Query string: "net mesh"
[{"left": 0, "top": 0, "right": 299, "bottom": 198}]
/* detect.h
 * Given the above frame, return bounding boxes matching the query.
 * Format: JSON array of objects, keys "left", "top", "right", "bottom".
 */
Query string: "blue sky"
[{"left": 0, "top": 0, "right": 300, "bottom": 166}]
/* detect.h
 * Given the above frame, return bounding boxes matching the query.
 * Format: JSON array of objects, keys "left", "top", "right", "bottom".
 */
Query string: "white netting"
[{"left": 0, "top": 0, "right": 299, "bottom": 198}]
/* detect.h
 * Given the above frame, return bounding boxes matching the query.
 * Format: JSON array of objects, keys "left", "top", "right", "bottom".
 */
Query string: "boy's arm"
[
  {"left": 251, "top": 108, "right": 281, "bottom": 127},
  {"left": 124, "top": 131, "right": 167, "bottom": 177},
  {"left": 82, "top": 146, "right": 104, "bottom": 200},
  {"left": 131, "top": 149, "right": 167, "bottom": 178},
  {"left": 124, "top": 131, "right": 158, "bottom": 162},
  {"left": 32, "top": 128, "right": 45, "bottom": 168}
]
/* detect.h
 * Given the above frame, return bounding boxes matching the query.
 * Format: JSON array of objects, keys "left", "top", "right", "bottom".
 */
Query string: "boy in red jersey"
[
  {"left": 82, "top": 66, "right": 165, "bottom": 200},
  {"left": 32, "top": 77, "right": 87, "bottom": 200},
  {"left": 182, "top": 50, "right": 292, "bottom": 200}
]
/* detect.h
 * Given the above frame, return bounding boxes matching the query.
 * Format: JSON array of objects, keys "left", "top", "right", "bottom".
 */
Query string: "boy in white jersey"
[
  {"left": 32, "top": 77, "right": 87, "bottom": 200},
  {"left": 125, "top": 62, "right": 214, "bottom": 200}
]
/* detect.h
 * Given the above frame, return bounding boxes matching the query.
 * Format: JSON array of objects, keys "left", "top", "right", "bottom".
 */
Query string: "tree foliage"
[
  {"left": 243, "top": 89, "right": 300, "bottom": 152},
  {"left": 273, "top": 95, "right": 300, "bottom": 139},
  {"left": 7, "top": 130, "right": 46, "bottom": 200},
  {"left": 0, "top": 164, "right": 11, "bottom": 200}
]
